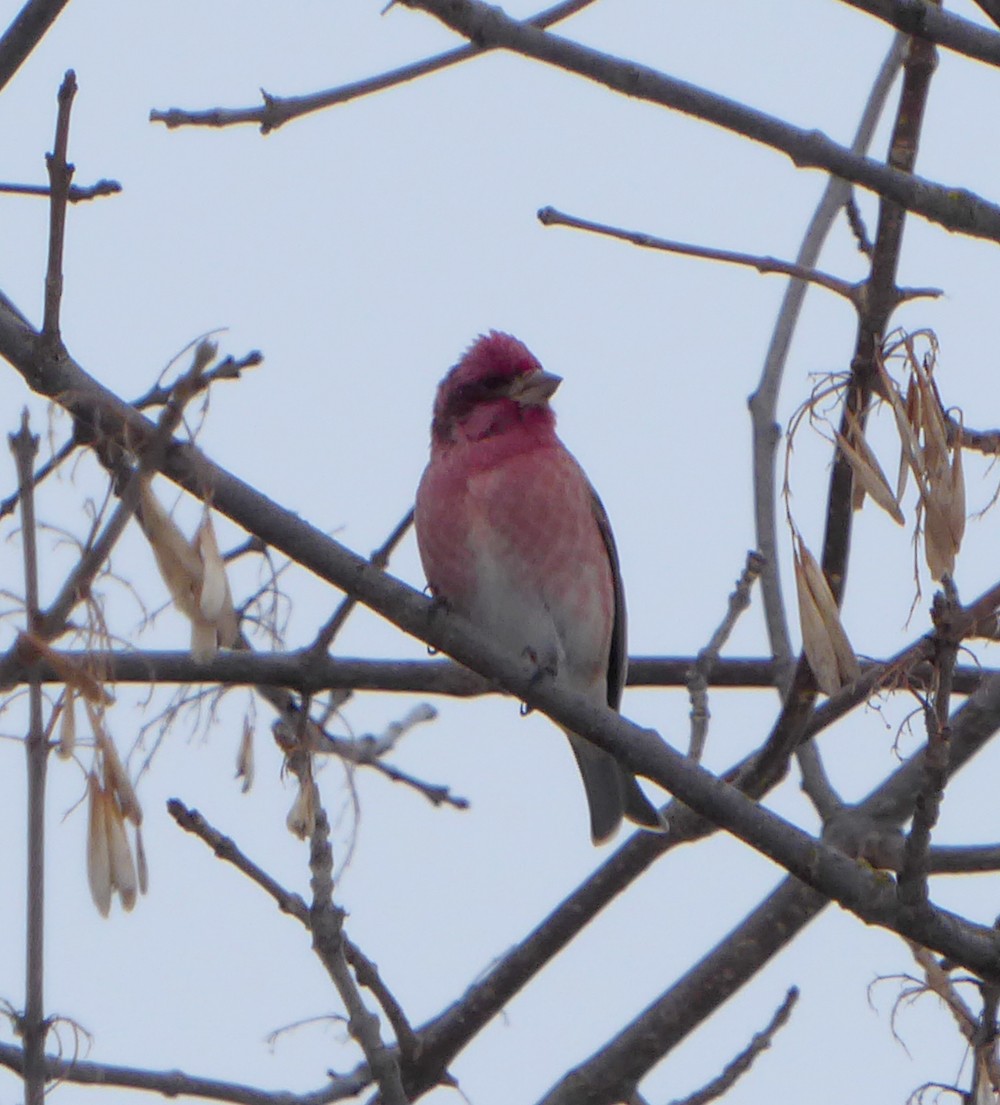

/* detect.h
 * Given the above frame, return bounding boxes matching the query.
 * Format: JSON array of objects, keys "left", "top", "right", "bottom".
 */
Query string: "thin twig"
[
  {"left": 9, "top": 412, "right": 47, "bottom": 1105},
  {"left": 845, "top": 192, "right": 874, "bottom": 256},
  {"left": 307, "top": 805, "right": 408, "bottom": 1105},
  {"left": 796, "top": 742, "right": 841, "bottom": 821},
  {"left": 308, "top": 508, "right": 414, "bottom": 656},
  {"left": 0, "top": 433, "right": 74, "bottom": 521},
  {"left": 0, "top": 179, "right": 121, "bottom": 202},
  {"left": 836, "top": 0, "right": 1000, "bottom": 68},
  {"left": 908, "top": 943, "right": 994, "bottom": 1069},
  {"left": 899, "top": 581, "right": 961, "bottom": 907},
  {"left": 128, "top": 350, "right": 263, "bottom": 412},
  {"left": 167, "top": 799, "right": 419, "bottom": 1060},
  {"left": 667, "top": 987, "right": 798, "bottom": 1105},
  {"left": 397, "top": 0, "right": 1000, "bottom": 243},
  {"left": 42, "top": 70, "right": 77, "bottom": 343},
  {"left": 343, "top": 939, "right": 419, "bottom": 1062},
  {"left": 149, "top": 0, "right": 598, "bottom": 133},
  {"left": 0, "top": 1039, "right": 370, "bottom": 1104},
  {"left": 166, "top": 799, "right": 310, "bottom": 922},
  {"left": 266, "top": 692, "right": 464, "bottom": 809},
  {"left": 537, "top": 206, "right": 940, "bottom": 305},
  {"left": 687, "top": 552, "right": 764, "bottom": 762},
  {"left": 974, "top": 976, "right": 1000, "bottom": 1100}
]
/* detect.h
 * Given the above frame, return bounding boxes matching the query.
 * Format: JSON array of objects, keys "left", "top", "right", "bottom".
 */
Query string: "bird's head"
[{"left": 431, "top": 331, "right": 562, "bottom": 446}]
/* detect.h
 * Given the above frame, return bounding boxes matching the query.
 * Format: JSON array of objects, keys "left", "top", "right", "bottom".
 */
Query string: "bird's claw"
[
  {"left": 520, "top": 646, "right": 558, "bottom": 715},
  {"left": 425, "top": 587, "right": 450, "bottom": 615}
]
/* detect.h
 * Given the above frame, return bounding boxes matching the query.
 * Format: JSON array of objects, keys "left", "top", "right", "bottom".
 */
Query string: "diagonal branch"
[
  {"left": 395, "top": 0, "right": 1000, "bottom": 243},
  {"left": 664, "top": 986, "right": 798, "bottom": 1105},
  {"left": 168, "top": 799, "right": 419, "bottom": 1060},
  {"left": 973, "top": 0, "right": 1000, "bottom": 30},
  {"left": 0, "top": 0, "right": 72, "bottom": 95},
  {"left": 537, "top": 205, "right": 940, "bottom": 306},
  {"left": 402, "top": 668, "right": 1000, "bottom": 1102},
  {"left": 533, "top": 877, "right": 816, "bottom": 1105},
  {"left": 306, "top": 801, "right": 407, "bottom": 1105},
  {"left": 149, "top": 0, "right": 598, "bottom": 133},
  {"left": 836, "top": 0, "right": 1000, "bottom": 68},
  {"left": 7, "top": 304, "right": 1000, "bottom": 975}
]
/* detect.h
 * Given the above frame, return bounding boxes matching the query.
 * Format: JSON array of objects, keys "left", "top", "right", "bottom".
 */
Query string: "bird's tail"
[{"left": 565, "top": 732, "right": 668, "bottom": 844}]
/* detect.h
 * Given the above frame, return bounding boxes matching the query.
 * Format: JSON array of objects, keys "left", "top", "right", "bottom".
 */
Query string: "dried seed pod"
[
  {"left": 923, "top": 495, "right": 956, "bottom": 581},
  {"left": 86, "top": 773, "right": 112, "bottom": 918},
  {"left": 794, "top": 539, "right": 860, "bottom": 694},
  {"left": 836, "top": 424, "right": 904, "bottom": 525},
  {"left": 877, "top": 357, "right": 924, "bottom": 491},
  {"left": 920, "top": 429, "right": 964, "bottom": 583},
  {"left": 194, "top": 511, "right": 239, "bottom": 657},
  {"left": 139, "top": 485, "right": 240, "bottom": 659},
  {"left": 795, "top": 555, "right": 840, "bottom": 696},
  {"left": 948, "top": 436, "right": 966, "bottom": 553},
  {"left": 57, "top": 689, "right": 76, "bottom": 760},
  {"left": 236, "top": 718, "right": 255, "bottom": 794},
  {"left": 286, "top": 779, "right": 316, "bottom": 840},
  {"left": 195, "top": 512, "right": 228, "bottom": 623},
  {"left": 138, "top": 480, "right": 204, "bottom": 622},
  {"left": 17, "top": 633, "right": 112, "bottom": 706},
  {"left": 917, "top": 370, "right": 949, "bottom": 480},
  {"left": 897, "top": 374, "right": 921, "bottom": 501},
  {"left": 105, "top": 794, "right": 138, "bottom": 912},
  {"left": 87, "top": 703, "right": 142, "bottom": 826},
  {"left": 190, "top": 621, "right": 218, "bottom": 663},
  {"left": 135, "top": 825, "right": 149, "bottom": 896}
]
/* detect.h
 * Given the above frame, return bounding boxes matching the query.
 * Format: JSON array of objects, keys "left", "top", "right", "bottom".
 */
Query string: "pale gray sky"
[{"left": 2, "top": 3, "right": 1000, "bottom": 1103}]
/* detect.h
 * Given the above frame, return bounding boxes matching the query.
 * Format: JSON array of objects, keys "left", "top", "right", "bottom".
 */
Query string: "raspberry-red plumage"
[{"left": 415, "top": 332, "right": 663, "bottom": 842}]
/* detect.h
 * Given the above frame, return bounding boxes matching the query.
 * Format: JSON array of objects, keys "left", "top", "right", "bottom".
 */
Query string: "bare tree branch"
[
  {"left": 0, "top": 179, "right": 121, "bottom": 202},
  {"left": 2, "top": 648, "right": 994, "bottom": 698},
  {"left": 0, "top": 1041, "right": 370, "bottom": 1105},
  {"left": 395, "top": 0, "right": 1000, "bottom": 242},
  {"left": 9, "top": 412, "right": 46, "bottom": 1105},
  {"left": 899, "top": 582, "right": 961, "bottom": 906},
  {"left": 0, "top": 0, "right": 71, "bottom": 95},
  {"left": 404, "top": 672, "right": 1000, "bottom": 1099},
  {"left": 972, "top": 0, "right": 1000, "bottom": 30},
  {"left": 148, "top": 0, "right": 599, "bottom": 133},
  {"left": 537, "top": 206, "right": 941, "bottom": 305},
  {"left": 749, "top": 33, "right": 905, "bottom": 690},
  {"left": 167, "top": 799, "right": 310, "bottom": 922},
  {"left": 836, "top": 0, "right": 1000, "bottom": 68},
  {"left": 168, "top": 799, "right": 420, "bottom": 1062},
  {"left": 41, "top": 70, "right": 76, "bottom": 344},
  {"left": 663, "top": 986, "right": 798, "bottom": 1105},
  {"left": 687, "top": 551, "right": 764, "bottom": 762}
]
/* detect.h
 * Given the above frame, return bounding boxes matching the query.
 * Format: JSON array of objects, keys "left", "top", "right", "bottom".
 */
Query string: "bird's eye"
[{"left": 478, "top": 374, "right": 507, "bottom": 392}]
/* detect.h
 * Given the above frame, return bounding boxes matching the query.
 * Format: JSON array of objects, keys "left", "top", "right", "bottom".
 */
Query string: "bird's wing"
[{"left": 589, "top": 486, "right": 627, "bottom": 711}]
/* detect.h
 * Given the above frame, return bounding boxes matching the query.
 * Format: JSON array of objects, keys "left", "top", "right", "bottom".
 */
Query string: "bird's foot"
[
  {"left": 424, "top": 591, "right": 452, "bottom": 655},
  {"left": 520, "top": 646, "right": 558, "bottom": 716}
]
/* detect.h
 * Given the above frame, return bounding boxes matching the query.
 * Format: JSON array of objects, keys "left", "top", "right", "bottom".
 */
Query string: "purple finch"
[{"left": 415, "top": 332, "right": 664, "bottom": 843}]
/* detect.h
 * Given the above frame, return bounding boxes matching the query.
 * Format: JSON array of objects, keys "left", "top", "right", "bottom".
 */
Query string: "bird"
[{"left": 414, "top": 331, "right": 665, "bottom": 843}]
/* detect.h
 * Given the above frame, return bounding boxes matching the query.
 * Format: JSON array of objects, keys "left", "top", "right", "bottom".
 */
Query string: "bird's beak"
[{"left": 508, "top": 369, "right": 562, "bottom": 407}]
